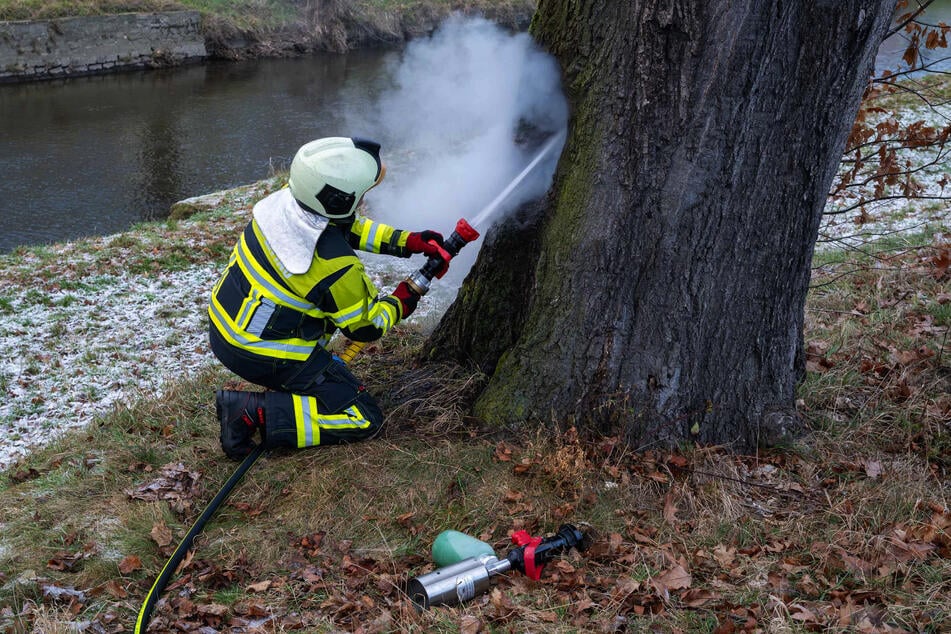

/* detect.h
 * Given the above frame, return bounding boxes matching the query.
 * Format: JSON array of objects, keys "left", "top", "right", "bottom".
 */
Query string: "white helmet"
[{"left": 288, "top": 137, "right": 385, "bottom": 220}]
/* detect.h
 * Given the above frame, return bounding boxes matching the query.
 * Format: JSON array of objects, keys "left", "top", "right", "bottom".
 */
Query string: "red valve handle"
[{"left": 511, "top": 530, "right": 544, "bottom": 580}]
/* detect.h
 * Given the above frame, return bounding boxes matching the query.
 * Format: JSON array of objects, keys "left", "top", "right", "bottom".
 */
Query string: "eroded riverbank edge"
[{"left": 0, "top": 1, "right": 534, "bottom": 83}]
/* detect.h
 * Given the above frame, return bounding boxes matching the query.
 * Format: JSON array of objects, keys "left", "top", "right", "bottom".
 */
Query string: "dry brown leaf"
[
  {"left": 493, "top": 442, "right": 514, "bottom": 462},
  {"left": 460, "top": 614, "right": 482, "bottom": 634},
  {"left": 118, "top": 554, "right": 142, "bottom": 574},
  {"left": 150, "top": 521, "right": 173, "bottom": 547},
  {"left": 571, "top": 592, "right": 596, "bottom": 614},
  {"left": 128, "top": 462, "right": 202, "bottom": 503},
  {"left": 790, "top": 603, "right": 819, "bottom": 623},
  {"left": 503, "top": 489, "right": 523, "bottom": 502},
  {"left": 537, "top": 610, "right": 558, "bottom": 622},
  {"left": 175, "top": 546, "right": 195, "bottom": 574},
  {"left": 608, "top": 532, "right": 623, "bottom": 553},
  {"left": 663, "top": 490, "right": 679, "bottom": 525},
  {"left": 652, "top": 563, "right": 692, "bottom": 599},
  {"left": 101, "top": 580, "right": 128, "bottom": 599},
  {"left": 713, "top": 544, "right": 736, "bottom": 568},
  {"left": 612, "top": 576, "right": 640, "bottom": 599},
  {"left": 658, "top": 564, "right": 691, "bottom": 590},
  {"left": 667, "top": 453, "right": 688, "bottom": 468},
  {"left": 681, "top": 588, "right": 718, "bottom": 607},
  {"left": 246, "top": 580, "right": 272, "bottom": 593},
  {"left": 647, "top": 470, "right": 669, "bottom": 483},
  {"left": 196, "top": 603, "right": 229, "bottom": 616},
  {"left": 886, "top": 531, "right": 936, "bottom": 562},
  {"left": 835, "top": 547, "right": 875, "bottom": 575}
]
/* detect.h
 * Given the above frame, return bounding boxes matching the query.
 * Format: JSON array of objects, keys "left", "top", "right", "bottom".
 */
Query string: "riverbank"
[{"left": 0, "top": 0, "right": 535, "bottom": 82}]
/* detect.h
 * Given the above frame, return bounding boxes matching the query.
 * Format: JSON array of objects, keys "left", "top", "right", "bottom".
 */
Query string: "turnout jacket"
[{"left": 209, "top": 201, "right": 414, "bottom": 362}]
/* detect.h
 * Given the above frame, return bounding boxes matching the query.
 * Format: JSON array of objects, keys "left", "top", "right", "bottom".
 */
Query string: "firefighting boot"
[{"left": 216, "top": 390, "right": 266, "bottom": 460}]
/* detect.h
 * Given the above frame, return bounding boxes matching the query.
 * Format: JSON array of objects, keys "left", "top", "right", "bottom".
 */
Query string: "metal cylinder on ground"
[{"left": 406, "top": 554, "right": 512, "bottom": 609}]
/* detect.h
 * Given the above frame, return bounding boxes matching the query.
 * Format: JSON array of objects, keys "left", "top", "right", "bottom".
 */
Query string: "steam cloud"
[{"left": 346, "top": 14, "right": 568, "bottom": 280}]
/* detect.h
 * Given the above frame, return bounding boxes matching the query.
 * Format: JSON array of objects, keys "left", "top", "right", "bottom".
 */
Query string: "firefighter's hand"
[
  {"left": 406, "top": 231, "right": 450, "bottom": 277},
  {"left": 392, "top": 281, "right": 420, "bottom": 318},
  {"left": 406, "top": 231, "right": 445, "bottom": 256}
]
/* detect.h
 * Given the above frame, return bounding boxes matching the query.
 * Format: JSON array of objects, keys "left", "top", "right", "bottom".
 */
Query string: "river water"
[
  {"left": 0, "top": 51, "right": 400, "bottom": 253},
  {"left": 1, "top": 5, "right": 949, "bottom": 253}
]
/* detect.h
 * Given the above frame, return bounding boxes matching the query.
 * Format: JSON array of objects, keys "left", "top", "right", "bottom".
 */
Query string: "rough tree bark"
[{"left": 426, "top": 1, "right": 895, "bottom": 450}]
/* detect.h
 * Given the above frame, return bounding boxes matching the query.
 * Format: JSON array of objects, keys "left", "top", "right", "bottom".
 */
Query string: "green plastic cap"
[{"left": 431, "top": 530, "right": 495, "bottom": 567}]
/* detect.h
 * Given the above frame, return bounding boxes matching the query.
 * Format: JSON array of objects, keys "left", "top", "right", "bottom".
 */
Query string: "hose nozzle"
[
  {"left": 406, "top": 217, "right": 481, "bottom": 295},
  {"left": 450, "top": 218, "right": 480, "bottom": 247}
]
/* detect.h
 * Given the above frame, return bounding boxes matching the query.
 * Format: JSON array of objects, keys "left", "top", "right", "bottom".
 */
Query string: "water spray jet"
[{"left": 469, "top": 130, "right": 566, "bottom": 229}]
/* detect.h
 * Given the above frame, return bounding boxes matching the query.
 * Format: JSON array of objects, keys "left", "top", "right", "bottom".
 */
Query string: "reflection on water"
[{"left": 0, "top": 51, "right": 397, "bottom": 252}]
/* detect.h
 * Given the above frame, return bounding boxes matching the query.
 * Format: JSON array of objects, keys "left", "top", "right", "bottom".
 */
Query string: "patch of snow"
[
  {"left": 0, "top": 235, "right": 455, "bottom": 472},
  {"left": 819, "top": 99, "right": 951, "bottom": 249}
]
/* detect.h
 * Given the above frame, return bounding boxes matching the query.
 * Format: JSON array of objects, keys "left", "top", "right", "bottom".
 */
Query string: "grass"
[
  {"left": 0, "top": 192, "right": 947, "bottom": 631},
  {"left": 0, "top": 0, "right": 532, "bottom": 28},
  {"left": 0, "top": 0, "right": 299, "bottom": 25},
  {"left": 1, "top": 247, "right": 948, "bottom": 631}
]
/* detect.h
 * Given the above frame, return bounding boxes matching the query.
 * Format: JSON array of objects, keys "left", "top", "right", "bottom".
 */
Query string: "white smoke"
[{"left": 346, "top": 14, "right": 568, "bottom": 281}]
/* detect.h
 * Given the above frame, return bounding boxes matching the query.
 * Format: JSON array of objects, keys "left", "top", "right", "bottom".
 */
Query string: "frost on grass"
[
  {"left": 819, "top": 94, "right": 951, "bottom": 250},
  {"left": 0, "top": 266, "right": 217, "bottom": 469},
  {"left": 0, "top": 189, "right": 454, "bottom": 471}
]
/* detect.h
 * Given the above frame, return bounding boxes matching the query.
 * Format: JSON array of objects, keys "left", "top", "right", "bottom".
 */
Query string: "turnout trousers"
[{"left": 209, "top": 326, "right": 384, "bottom": 449}]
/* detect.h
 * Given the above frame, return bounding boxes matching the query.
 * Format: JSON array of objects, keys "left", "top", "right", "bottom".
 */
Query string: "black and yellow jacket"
[{"left": 209, "top": 214, "right": 413, "bottom": 362}]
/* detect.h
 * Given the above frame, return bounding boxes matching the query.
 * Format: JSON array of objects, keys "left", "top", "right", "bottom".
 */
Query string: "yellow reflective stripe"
[
  {"left": 294, "top": 395, "right": 307, "bottom": 448},
  {"left": 290, "top": 398, "right": 371, "bottom": 446},
  {"left": 330, "top": 294, "right": 399, "bottom": 335},
  {"left": 371, "top": 301, "right": 397, "bottom": 331},
  {"left": 234, "top": 289, "right": 261, "bottom": 329},
  {"left": 236, "top": 230, "right": 314, "bottom": 311},
  {"left": 309, "top": 398, "right": 321, "bottom": 444},
  {"left": 319, "top": 404, "right": 371, "bottom": 429},
  {"left": 355, "top": 216, "right": 401, "bottom": 253},
  {"left": 293, "top": 395, "right": 322, "bottom": 448},
  {"left": 359, "top": 218, "right": 374, "bottom": 251},
  {"left": 331, "top": 297, "right": 370, "bottom": 328},
  {"left": 367, "top": 222, "right": 383, "bottom": 252},
  {"left": 208, "top": 300, "right": 313, "bottom": 360}
]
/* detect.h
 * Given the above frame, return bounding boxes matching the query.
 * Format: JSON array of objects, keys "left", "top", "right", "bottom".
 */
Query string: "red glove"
[
  {"left": 392, "top": 281, "right": 420, "bottom": 318},
  {"left": 406, "top": 230, "right": 451, "bottom": 277},
  {"left": 406, "top": 230, "right": 445, "bottom": 256}
]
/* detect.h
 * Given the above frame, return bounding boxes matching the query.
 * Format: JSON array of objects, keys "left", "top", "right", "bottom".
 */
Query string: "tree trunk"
[{"left": 427, "top": 0, "right": 894, "bottom": 450}]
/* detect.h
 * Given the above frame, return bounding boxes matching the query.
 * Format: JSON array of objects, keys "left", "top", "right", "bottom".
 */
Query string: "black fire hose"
[{"left": 134, "top": 443, "right": 265, "bottom": 633}]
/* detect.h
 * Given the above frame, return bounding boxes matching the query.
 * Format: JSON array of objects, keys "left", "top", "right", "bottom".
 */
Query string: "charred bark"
[
  {"left": 428, "top": 1, "right": 894, "bottom": 450},
  {"left": 423, "top": 198, "right": 547, "bottom": 373}
]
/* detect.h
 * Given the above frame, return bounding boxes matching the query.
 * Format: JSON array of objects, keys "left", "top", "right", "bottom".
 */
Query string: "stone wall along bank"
[{"left": 0, "top": 11, "right": 206, "bottom": 83}]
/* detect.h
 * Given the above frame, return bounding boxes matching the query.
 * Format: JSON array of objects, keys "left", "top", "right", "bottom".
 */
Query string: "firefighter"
[{"left": 208, "top": 137, "right": 449, "bottom": 459}]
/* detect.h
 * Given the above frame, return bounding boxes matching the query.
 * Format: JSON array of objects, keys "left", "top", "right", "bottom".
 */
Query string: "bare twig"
[
  {"left": 824, "top": 194, "right": 951, "bottom": 216},
  {"left": 666, "top": 464, "right": 806, "bottom": 498},
  {"left": 885, "top": 0, "right": 937, "bottom": 40},
  {"left": 874, "top": 61, "right": 951, "bottom": 82}
]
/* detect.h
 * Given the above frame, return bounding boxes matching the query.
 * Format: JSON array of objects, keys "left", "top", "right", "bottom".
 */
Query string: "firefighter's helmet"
[{"left": 288, "top": 137, "right": 385, "bottom": 220}]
